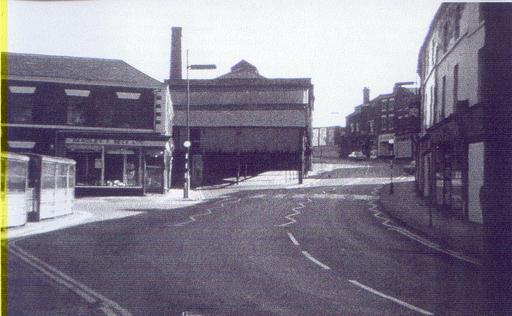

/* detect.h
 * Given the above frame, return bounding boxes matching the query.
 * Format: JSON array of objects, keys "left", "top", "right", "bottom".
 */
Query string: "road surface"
[{"left": 8, "top": 161, "right": 485, "bottom": 315}]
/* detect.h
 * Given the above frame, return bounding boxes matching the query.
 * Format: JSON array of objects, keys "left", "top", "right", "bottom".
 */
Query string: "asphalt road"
[{"left": 8, "top": 161, "right": 485, "bottom": 315}]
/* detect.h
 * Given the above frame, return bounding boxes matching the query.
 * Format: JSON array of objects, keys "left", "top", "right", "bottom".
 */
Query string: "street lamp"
[
  {"left": 388, "top": 138, "right": 395, "bottom": 194},
  {"left": 184, "top": 49, "right": 216, "bottom": 199}
]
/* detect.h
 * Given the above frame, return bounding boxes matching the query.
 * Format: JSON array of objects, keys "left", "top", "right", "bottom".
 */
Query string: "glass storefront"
[
  {"left": 433, "top": 143, "right": 464, "bottom": 214},
  {"left": 66, "top": 145, "right": 142, "bottom": 188}
]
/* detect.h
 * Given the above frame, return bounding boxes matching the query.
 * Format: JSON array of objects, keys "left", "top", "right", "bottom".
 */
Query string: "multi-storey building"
[
  {"left": 167, "top": 28, "right": 314, "bottom": 186},
  {"left": 2, "top": 52, "right": 173, "bottom": 195},
  {"left": 416, "top": 3, "right": 512, "bottom": 224},
  {"left": 345, "top": 84, "right": 419, "bottom": 158}
]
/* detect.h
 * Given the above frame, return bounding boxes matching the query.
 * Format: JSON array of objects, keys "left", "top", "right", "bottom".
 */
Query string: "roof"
[
  {"left": 216, "top": 60, "right": 266, "bottom": 79},
  {"left": 2, "top": 52, "right": 162, "bottom": 88}
]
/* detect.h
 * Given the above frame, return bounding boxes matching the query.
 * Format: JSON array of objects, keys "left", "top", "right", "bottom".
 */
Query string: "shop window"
[{"left": 67, "top": 149, "right": 102, "bottom": 186}]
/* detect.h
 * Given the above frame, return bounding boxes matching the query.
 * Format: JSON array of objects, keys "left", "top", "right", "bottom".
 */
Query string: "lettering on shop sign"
[
  {"left": 65, "top": 138, "right": 164, "bottom": 147},
  {"left": 65, "top": 138, "right": 144, "bottom": 146}
]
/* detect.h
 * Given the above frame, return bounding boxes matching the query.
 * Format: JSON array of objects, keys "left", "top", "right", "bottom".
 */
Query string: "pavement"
[{"left": 379, "top": 178, "right": 484, "bottom": 262}]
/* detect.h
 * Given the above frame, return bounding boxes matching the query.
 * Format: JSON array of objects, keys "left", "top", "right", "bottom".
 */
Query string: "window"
[
  {"left": 9, "top": 86, "right": 36, "bottom": 94},
  {"left": 441, "top": 76, "right": 446, "bottom": 119},
  {"left": 430, "top": 85, "right": 435, "bottom": 125},
  {"left": 443, "top": 22, "right": 450, "bottom": 49},
  {"left": 8, "top": 86, "right": 36, "bottom": 123},
  {"left": 454, "top": 9, "right": 461, "bottom": 39},
  {"left": 116, "top": 92, "right": 141, "bottom": 100},
  {"left": 369, "top": 120, "right": 375, "bottom": 135},
  {"left": 453, "top": 64, "right": 459, "bottom": 107},
  {"left": 65, "top": 89, "right": 90, "bottom": 97}
]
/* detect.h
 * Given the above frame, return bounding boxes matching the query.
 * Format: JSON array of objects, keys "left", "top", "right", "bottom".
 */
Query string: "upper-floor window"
[
  {"left": 453, "top": 64, "right": 459, "bottom": 107},
  {"left": 443, "top": 22, "right": 450, "bottom": 50},
  {"left": 454, "top": 8, "right": 461, "bottom": 39},
  {"left": 441, "top": 76, "right": 446, "bottom": 119},
  {"left": 65, "top": 89, "right": 90, "bottom": 97},
  {"left": 9, "top": 86, "right": 36, "bottom": 94},
  {"left": 8, "top": 86, "right": 36, "bottom": 123},
  {"left": 65, "top": 89, "right": 90, "bottom": 125},
  {"left": 116, "top": 92, "right": 141, "bottom": 100}
]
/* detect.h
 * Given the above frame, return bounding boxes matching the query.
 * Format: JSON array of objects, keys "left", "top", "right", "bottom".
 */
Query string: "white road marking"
[
  {"left": 172, "top": 197, "right": 241, "bottom": 227},
  {"left": 276, "top": 205, "right": 303, "bottom": 227},
  {"left": 290, "top": 193, "right": 378, "bottom": 201},
  {"left": 287, "top": 232, "right": 300, "bottom": 246},
  {"left": 9, "top": 242, "right": 132, "bottom": 316},
  {"left": 349, "top": 280, "right": 433, "bottom": 315},
  {"left": 174, "top": 209, "right": 212, "bottom": 226},
  {"left": 301, "top": 251, "right": 331, "bottom": 270},
  {"left": 367, "top": 186, "right": 481, "bottom": 266}
]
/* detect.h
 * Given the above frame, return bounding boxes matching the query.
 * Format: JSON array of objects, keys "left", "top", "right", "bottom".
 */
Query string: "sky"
[{"left": 7, "top": 0, "right": 441, "bottom": 127}]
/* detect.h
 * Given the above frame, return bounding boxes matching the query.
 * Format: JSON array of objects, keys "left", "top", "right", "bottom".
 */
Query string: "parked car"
[
  {"left": 403, "top": 160, "right": 416, "bottom": 174},
  {"left": 348, "top": 151, "right": 367, "bottom": 160}
]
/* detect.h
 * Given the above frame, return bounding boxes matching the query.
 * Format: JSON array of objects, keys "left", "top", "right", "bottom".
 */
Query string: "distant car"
[
  {"left": 348, "top": 151, "right": 367, "bottom": 160},
  {"left": 403, "top": 160, "right": 416, "bottom": 174}
]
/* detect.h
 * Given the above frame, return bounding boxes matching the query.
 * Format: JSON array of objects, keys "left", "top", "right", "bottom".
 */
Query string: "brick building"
[
  {"left": 2, "top": 52, "right": 173, "bottom": 195},
  {"left": 345, "top": 84, "right": 419, "bottom": 158}
]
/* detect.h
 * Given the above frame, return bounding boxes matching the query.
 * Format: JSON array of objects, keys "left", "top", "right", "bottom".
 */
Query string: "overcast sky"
[{"left": 8, "top": 0, "right": 441, "bottom": 127}]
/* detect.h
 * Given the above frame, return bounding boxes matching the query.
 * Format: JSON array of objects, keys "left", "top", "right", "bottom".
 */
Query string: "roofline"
[
  {"left": 166, "top": 78, "right": 312, "bottom": 88},
  {"left": 417, "top": 3, "right": 447, "bottom": 74},
  {"left": 4, "top": 75, "right": 163, "bottom": 89}
]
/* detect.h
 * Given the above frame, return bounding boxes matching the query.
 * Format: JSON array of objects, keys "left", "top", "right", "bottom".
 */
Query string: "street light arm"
[{"left": 189, "top": 64, "right": 216, "bottom": 70}]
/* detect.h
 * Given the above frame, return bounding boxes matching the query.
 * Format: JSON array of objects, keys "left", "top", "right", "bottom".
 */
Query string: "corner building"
[
  {"left": 2, "top": 53, "right": 173, "bottom": 195},
  {"left": 416, "top": 3, "right": 512, "bottom": 224}
]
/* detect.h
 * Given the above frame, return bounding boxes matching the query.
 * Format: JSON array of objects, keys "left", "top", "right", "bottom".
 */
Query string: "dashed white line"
[
  {"left": 349, "top": 280, "right": 433, "bottom": 315},
  {"left": 287, "top": 232, "right": 300, "bottom": 246},
  {"left": 301, "top": 251, "right": 331, "bottom": 270}
]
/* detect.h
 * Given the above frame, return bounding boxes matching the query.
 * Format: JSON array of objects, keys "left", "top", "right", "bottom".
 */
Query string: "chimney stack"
[
  {"left": 363, "top": 87, "right": 370, "bottom": 105},
  {"left": 170, "top": 27, "right": 182, "bottom": 80}
]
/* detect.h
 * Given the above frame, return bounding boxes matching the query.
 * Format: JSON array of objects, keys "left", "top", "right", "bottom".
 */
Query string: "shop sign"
[{"left": 65, "top": 138, "right": 165, "bottom": 147}]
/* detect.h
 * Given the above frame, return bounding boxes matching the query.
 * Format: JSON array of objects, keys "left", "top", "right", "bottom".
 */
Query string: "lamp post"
[
  {"left": 388, "top": 138, "right": 395, "bottom": 194},
  {"left": 184, "top": 49, "right": 216, "bottom": 199}
]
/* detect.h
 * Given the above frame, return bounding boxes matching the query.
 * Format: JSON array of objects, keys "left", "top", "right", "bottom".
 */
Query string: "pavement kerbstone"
[{"left": 379, "top": 180, "right": 484, "bottom": 260}]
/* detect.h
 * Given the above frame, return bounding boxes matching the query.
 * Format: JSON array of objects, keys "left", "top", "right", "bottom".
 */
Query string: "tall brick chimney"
[
  {"left": 170, "top": 27, "right": 182, "bottom": 80},
  {"left": 363, "top": 87, "right": 370, "bottom": 105}
]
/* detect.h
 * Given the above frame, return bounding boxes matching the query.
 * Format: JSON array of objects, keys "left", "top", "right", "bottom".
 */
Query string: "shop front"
[
  {"left": 428, "top": 118, "right": 466, "bottom": 218},
  {"left": 61, "top": 134, "right": 171, "bottom": 196}
]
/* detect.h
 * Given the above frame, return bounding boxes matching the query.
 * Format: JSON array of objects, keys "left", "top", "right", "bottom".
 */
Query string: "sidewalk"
[
  {"left": 6, "top": 188, "right": 212, "bottom": 240},
  {"left": 379, "top": 180, "right": 484, "bottom": 260}
]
